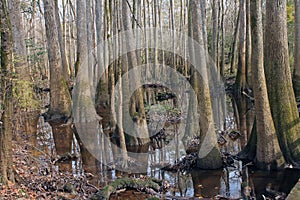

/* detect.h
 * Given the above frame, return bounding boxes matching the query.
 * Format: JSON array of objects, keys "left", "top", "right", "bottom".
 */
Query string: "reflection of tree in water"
[
  {"left": 192, "top": 170, "right": 223, "bottom": 198},
  {"left": 33, "top": 95, "right": 300, "bottom": 199},
  {"left": 49, "top": 119, "right": 81, "bottom": 174}
]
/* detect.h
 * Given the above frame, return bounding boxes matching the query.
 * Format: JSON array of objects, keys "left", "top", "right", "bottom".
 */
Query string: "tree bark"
[
  {"left": 0, "top": 0, "right": 15, "bottom": 184},
  {"left": 234, "top": 0, "right": 248, "bottom": 146},
  {"left": 230, "top": 8, "right": 240, "bottom": 74},
  {"left": 90, "top": 177, "right": 163, "bottom": 200},
  {"left": 7, "top": 0, "right": 29, "bottom": 79},
  {"left": 188, "top": 0, "right": 222, "bottom": 169},
  {"left": 220, "top": 0, "right": 225, "bottom": 77},
  {"left": 117, "top": 54, "right": 128, "bottom": 168},
  {"left": 73, "top": 0, "right": 101, "bottom": 122},
  {"left": 121, "top": 0, "right": 149, "bottom": 145},
  {"left": 200, "top": 0, "right": 208, "bottom": 51},
  {"left": 245, "top": 0, "right": 254, "bottom": 143},
  {"left": 54, "top": 0, "right": 69, "bottom": 81},
  {"left": 265, "top": 0, "right": 300, "bottom": 165},
  {"left": 293, "top": 0, "right": 300, "bottom": 99},
  {"left": 212, "top": 0, "right": 219, "bottom": 66},
  {"left": 246, "top": 0, "right": 252, "bottom": 86},
  {"left": 86, "top": 0, "right": 96, "bottom": 93},
  {"left": 43, "top": 0, "right": 72, "bottom": 119},
  {"left": 251, "top": 0, "right": 284, "bottom": 170}
]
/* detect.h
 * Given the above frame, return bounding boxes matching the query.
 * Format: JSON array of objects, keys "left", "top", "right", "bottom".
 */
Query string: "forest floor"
[
  {"left": 0, "top": 133, "right": 99, "bottom": 200},
  {"left": 0, "top": 131, "right": 236, "bottom": 200},
  {"left": 0, "top": 129, "right": 182, "bottom": 200},
  {"left": 0, "top": 131, "right": 194, "bottom": 200},
  {"left": 2, "top": 113, "right": 299, "bottom": 199}
]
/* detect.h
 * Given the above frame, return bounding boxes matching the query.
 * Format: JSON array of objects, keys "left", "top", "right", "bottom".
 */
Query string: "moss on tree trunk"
[
  {"left": 0, "top": 0, "right": 15, "bottom": 184},
  {"left": 265, "top": 0, "right": 300, "bottom": 165},
  {"left": 251, "top": 0, "right": 284, "bottom": 170},
  {"left": 44, "top": 0, "right": 72, "bottom": 120},
  {"left": 89, "top": 177, "right": 162, "bottom": 200}
]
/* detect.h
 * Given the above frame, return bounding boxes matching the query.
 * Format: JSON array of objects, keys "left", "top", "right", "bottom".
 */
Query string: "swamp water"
[
  {"left": 25, "top": 87, "right": 298, "bottom": 200},
  {"left": 26, "top": 112, "right": 300, "bottom": 200}
]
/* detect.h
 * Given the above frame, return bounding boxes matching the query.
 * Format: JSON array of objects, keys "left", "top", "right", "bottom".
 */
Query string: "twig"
[
  {"left": 242, "top": 162, "right": 254, "bottom": 168},
  {"left": 27, "top": 154, "right": 50, "bottom": 167},
  {"left": 242, "top": 91, "right": 254, "bottom": 101},
  {"left": 116, "top": 188, "right": 126, "bottom": 194},
  {"left": 27, "top": 143, "right": 52, "bottom": 159},
  {"left": 125, "top": 0, "right": 142, "bottom": 29},
  {"left": 86, "top": 181, "right": 99, "bottom": 191}
]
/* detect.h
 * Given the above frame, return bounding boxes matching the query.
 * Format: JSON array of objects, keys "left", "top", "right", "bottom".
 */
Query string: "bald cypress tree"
[
  {"left": 188, "top": 0, "right": 222, "bottom": 169},
  {"left": 265, "top": 0, "right": 300, "bottom": 165},
  {"left": 251, "top": 0, "right": 284, "bottom": 170},
  {"left": 43, "top": 0, "right": 72, "bottom": 119},
  {"left": 293, "top": 0, "right": 300, "bottom": 98}
]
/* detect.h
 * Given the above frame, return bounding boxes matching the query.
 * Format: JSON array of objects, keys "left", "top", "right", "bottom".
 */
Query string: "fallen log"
[{"left": 89, "top": 177, "right": 163, "bottom": 200}]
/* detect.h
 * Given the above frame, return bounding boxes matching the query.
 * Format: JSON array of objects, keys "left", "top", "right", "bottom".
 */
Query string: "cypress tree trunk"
[
  {"left": 251, "top": 0, "right": 284, "bottom": 170},
  {"left": 234, "top": 0, "right": 248, "bottom": 146},
  {"left": 265, "top": 0, "right": 300, "bottom": 165},
  {"left": 188, "top": 0, "right": 222, "bottom": 169},
  {"left": 212, "top": 0, "right": 219, "bottom": 66},
  {"left": 72, "top": 0, "right": 103, "bottom": 172},
  {"left": 121, "top": 0, "right": 149, "bottom": 146},
  {"left": 54, "top": 0, "right": 69, "bottom": 81},
  {"left": 0, "top": 0, "right": 15, "bottom": 184},
  {"left": 293, "top": 0, "right": 300, "bottom": 98},
  {"left": 43, "top": 0, "right": 72, "bottom": 119},
  {"left": 230, "top": 9, "right": 240, "bottom": 74}
]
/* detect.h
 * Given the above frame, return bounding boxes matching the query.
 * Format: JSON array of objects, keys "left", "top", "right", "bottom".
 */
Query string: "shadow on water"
[
  {"left": 190, "top": 168, "right": 300, "bottom": 199},
  {"left": 192, "top": 170, "right": 227, "bottom": 198},
  {"left": 248, "top": 168, "right": 300, "bottom": 199},
  {"left": 49, "top": 119, "right": 74, "bottom": 172}
]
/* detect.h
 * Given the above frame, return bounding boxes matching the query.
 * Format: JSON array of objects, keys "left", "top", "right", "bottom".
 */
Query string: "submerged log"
[{"left": 89, "top": 177, "right": 163, "bottom": 200}]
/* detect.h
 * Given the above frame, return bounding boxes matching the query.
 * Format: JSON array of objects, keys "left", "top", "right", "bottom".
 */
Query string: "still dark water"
[{"left": 31, "top": 115, "right": 300, "bottom": 200}]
